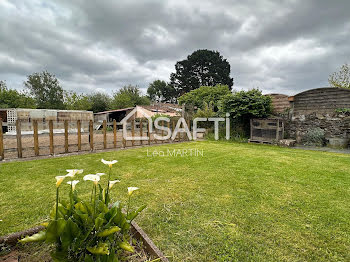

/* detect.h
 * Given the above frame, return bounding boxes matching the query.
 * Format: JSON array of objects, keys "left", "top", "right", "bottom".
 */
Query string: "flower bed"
[{"left": 0, "top": 159, "right": 168, "bottom": 262}]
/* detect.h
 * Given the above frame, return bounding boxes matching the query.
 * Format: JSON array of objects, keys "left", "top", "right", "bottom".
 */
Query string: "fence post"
[
  {"left": 148, "top": 121, "right": 151, "bottom": 145},
  {"left": 122, "top": 123, "right": 126, "bottom": 148},
  {"left": 89, "top": 120, "right": 94, "bottom": 151},
  {"left": 139, "top": 119, "right": 143, "bottom": 145},
  {"left": 113, "top": 120, "right": 117, "bottom": 148},
  {"left": 16, "top": 120, "right": 22, "bottom": 158},
  {"left": 0, "top": 120, "right": 4, "bottom": 160},
  {"left": 33, "top": 120, "right": 39, "bottom": 156},
  {"left": 49, "top": 120, "right": 54, "bottom": 155},
  {"left": 64, "top": 120, "right": 69, "bottom": 153},
  {"left": 131, "top": 119, "right": 135, "bottom": 147},
  {"left": 103, "top": 120, "right": 107, "bottom": 149},
  {"left": 77, "top": 120, "right": 81, "bottom": 151}
]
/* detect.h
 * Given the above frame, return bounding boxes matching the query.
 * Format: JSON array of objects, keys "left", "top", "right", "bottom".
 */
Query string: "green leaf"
[
  {"left": 46, "top": 218, "right": 67, "bottom": 242},
  {"left": 19, "top": 231, "right": 46, "bottom": 243},
  {"left": 105, "top": 206, "right": 117, "bottom": 222},
  {"left": 97, "top": 226, "right": 120, "bottom": 237},
  {"left": 87, "top": 242, "right": 110, "bottom": 255},
  {"left": 95, "top": 215, "right": 105, "bottom": 230},
  {"left": 75, "top": 202, "right": 88, "bottom": 213},
  {"left": 127, "top": 204, "right": 147, "bottom": 222},
  {"left": 98, "top": 200, "right": 109, "bottom": 214},
  {"left": 61, "top": 218, "right": 81, "bottom": 250},
  {"left": 118, "top": 241, "right": 134, "bottom": 252}
]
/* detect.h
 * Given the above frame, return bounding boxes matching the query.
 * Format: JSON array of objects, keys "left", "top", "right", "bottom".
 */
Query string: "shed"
[{"left": 249, "top": 118, "right": 284, "bottom": 143}]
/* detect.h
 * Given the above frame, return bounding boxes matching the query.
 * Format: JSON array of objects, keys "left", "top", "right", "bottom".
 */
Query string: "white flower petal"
[
  {"left": 83, "top": 174, "right": 100, "bottom": 184},
  {"left": 66, "top": 169, "right": 83, "bottom": 177},
  {"left": 109, "top": 180, "right": 121, "bottom": 189},
  {"left": 128, "top": 187, "right": 139, "bottom": 196},
  {"left": 101, "top": 159, "right": 118, "bottom": 167},
  {"left": 67, "top": 180, "right": 80, "bottom": 190},
  {"left": 55, "top": 176, "right": 66, "bottom": 187}
]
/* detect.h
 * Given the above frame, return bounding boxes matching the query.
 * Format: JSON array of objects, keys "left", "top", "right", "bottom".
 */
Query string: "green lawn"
[{"left": 1, "top": 141, "right": 350, "bottom": 261}]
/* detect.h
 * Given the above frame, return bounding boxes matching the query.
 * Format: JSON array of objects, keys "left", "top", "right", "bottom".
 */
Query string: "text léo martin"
[{"left": 147, "top": 148, "right": 204, "bottom": 157}]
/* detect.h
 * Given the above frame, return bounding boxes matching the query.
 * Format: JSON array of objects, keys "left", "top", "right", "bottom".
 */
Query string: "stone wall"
[
  {"left": 275, "top": 88, "right": 350, "bottom": 146},
  {"left": 285, "top": 113, "right": 350, "bottom": 143}
]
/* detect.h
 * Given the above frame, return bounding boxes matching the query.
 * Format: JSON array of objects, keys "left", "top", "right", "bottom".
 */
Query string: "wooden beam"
[
  {"left": 64, "top": 120, "right": 69, "bottom": 153},
  {"left": 16, "top": 120, "right": 22, "bottom": 158},
  {"left": 49, "top": 120, "right": 54, "bottom": 155},
  {"left": 0, "top": 120, "right": 4, "bottom": 160},
  {"left": 103, "top": 120, "right": 107, "bottom": 149},
  {"left": 139, "top": 119, "right": 143, "bottom": 145},
  {"left": 113, "top": 120, "right": 117, "bottom": 148},
  {"left": 89, "top": 120, "right": 94, "bottom": 151},
  {"left": 122, "top": 123, "right": 126, "bottom": 148},
  {"left": 131, "top": 119, "right": 135, "bottom": 147},
  {"left": 77, "top": 120, "right": 81, "bottom": 151},
  {"left": 33, "top": 120, "right": 39, "bottom": 156}
]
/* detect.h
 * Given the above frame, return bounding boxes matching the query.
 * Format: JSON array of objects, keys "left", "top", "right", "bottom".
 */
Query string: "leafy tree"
[
  {"left": 193, "top": 102, "right": 216, "bottom": 129},
  {"left": 170, "top": 49, "right": 234, "bottom": 96},
  {"left": 219, "top": 89, "right": 272, "bottom": 135},
  {"left": 88, "top": 93, "right": 111, "bottom": 113},
  {"left": 329, "top": 63, "right": 350, "bottom": 89},
  {"left": 147, "top": 80, "right": 177, "bottom": 103},
  {"left": 0, "top": 80, "right": 36, "bottom": 108},
  {"left": 111, "top": 85, "right": 150, "bottom": 109},
  {"left": 24, "top": 71, "right": 65, "bottom": 109},
  {"left": 64, "top": 91, "right": 92, "bottom": 111},
  {"left": 178, "top": 84, "right": 231, "bottom": 111}
]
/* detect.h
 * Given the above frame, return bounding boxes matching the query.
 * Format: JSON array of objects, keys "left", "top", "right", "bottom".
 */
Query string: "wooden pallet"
[{"left": 248, "top": 139, "right": 275, "bottom": 144}]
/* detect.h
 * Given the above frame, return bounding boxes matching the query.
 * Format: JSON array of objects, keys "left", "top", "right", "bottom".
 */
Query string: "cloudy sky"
[{"left": 0, "top": 0, "right": 349, "bottom": 96}]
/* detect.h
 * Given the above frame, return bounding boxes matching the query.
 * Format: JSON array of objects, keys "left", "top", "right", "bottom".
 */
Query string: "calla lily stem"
[
  {"left": 105, "top": 167, "right": 111, "bottom": 204},
  {"left": 126, "top": 195, "right": 131, "bottom": 218},
  {"left": 55, "top": 187, "right": 59, "bottom": 220}
]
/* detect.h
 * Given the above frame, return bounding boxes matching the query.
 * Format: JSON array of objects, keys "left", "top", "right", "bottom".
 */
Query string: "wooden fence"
[{"left": 0, "top": 118, "right": 192, "bottom": 161}]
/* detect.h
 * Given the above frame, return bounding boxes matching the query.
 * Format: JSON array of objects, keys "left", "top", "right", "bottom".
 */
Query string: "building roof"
[
  {"left": 94, "top": 107, "right": 134, "bottom": 115},
  {"left": 94, "top": 103, "right": 182, "bottom": 115}
]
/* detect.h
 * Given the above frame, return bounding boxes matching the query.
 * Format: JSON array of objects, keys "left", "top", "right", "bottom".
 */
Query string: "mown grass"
[{"left": 1, "top": 141, "right": 350, "bottom": 261}]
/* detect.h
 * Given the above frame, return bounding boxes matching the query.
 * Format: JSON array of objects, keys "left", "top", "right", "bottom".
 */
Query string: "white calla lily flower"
[
  {"left": 96, "top": 173, "right": 106, "bottom": 177},
  {"left": 55, "top": 176, "right": 66, "bottom": 187},
  {"left": 67, "top": 180, "right": 80, "bottom": 190},
  {"left": 83, "top": 174, "right": 100, "bottom": 185},
  {"left": 101, "top": 159, "right": 118, "bottom": 168},
  {"left": 66, "top": 169, "right": 83, "bottom": 177},
  {"left": 128, "top": 187, "right": 139, "bottom": 196},
  {"left": 109, "top": 180, "right": 121, "bottom": 189}
]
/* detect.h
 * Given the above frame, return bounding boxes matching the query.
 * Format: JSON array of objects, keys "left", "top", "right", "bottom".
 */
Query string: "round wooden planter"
[{"left": 0, "top": 221, "right": 169, "bottom": 262}]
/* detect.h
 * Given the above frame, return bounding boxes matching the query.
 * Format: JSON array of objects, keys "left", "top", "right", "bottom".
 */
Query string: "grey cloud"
[{"left": 0, "top": 0, "right": 349, "bottom": 96}]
